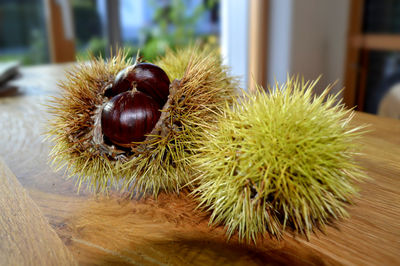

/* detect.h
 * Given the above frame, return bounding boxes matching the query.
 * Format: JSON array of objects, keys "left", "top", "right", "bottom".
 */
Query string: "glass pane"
[
  {"left": 364, "top": 51, "right": 400, "bottom": 114},
  {"left": 120, "top": 0, "right": 220, "bottom": 61},
  {"left": 0, "top": 0, "right": 49, "bottom": 65},
  {"left": 72, "top": 0, "right": 220, "bottom": 61},
  {"left": 363, "top": 0, "right": 400, "bottom": 33},
  {"left": 72, "top": 0, "right": 107, "bottom": 59}
]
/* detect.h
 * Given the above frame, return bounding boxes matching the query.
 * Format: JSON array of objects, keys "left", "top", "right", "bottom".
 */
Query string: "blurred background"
[{"left": 1, "top": 0, "right": 400, "bottom": 119}]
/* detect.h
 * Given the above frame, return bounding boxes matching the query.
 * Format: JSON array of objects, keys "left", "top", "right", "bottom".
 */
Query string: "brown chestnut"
[
  {"left": 101, "top": 90, "right": 161, "bottom": 147},
  {"left": 106, "top": 63, "right": 170, "bottom": 108}
]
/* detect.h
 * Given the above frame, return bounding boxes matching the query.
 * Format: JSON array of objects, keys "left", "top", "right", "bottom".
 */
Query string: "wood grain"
[
  {"left": 0, "top": 158, "right": 76, "bottom": 265},
  {"left": 44, "top": 0, "right": 76, "bottom": 63},
  {"left": 351, "top": 34, "right": 400, "bottom": 51},
  {"left": 0, "top": 64, "right": 399, "bottom": 265},
  {"left": 343, "top": 0, "right": 364, "bottom": 109},
  {"left": 248, "top": 0, "right": 269, "bottom": 91}
]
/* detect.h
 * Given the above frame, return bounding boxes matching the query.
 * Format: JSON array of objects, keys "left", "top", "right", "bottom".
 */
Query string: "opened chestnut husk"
[{"left": 47, "top": 47, "right": 237, "bottom": 196}]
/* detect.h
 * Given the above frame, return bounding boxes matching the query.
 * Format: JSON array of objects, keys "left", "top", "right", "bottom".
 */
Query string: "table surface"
[{"left": 0, "top": 64, "right": 399, "bottom": 265}]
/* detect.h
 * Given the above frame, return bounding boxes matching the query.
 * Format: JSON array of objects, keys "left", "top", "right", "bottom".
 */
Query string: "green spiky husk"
[
  {"left": 47, "top": 46, "right": 237, "bottom": 196},
  {"left": 192, "top": 77, "right": 366, "bottom": 242}
]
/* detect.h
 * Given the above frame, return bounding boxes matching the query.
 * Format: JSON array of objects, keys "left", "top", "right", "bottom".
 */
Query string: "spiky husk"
[
  {"left": 47, "top": 46, "right": 237, "bottom": 196},
  {"left": 192, "top": 77, "right": 366, "bottom": 242}
]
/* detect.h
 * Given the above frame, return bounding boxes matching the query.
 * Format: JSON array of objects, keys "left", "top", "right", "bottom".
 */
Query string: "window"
[{"left": 0, "top": 0, "right": 49, "bottom": 65}]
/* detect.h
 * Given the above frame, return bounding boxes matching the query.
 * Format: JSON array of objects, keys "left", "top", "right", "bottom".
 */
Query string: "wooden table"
[{"left": 0, "top": 64, "right": 399, "bottom": 265}]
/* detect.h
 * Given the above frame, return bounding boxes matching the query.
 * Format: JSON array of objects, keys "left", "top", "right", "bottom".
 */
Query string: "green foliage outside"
[
  {"left": 139, "top": 0, "right": 219, "bottom": 60},
  {"left": 0, "top": 0, "right": 219, "bottom": 64},
  {"left": 0, "top": 0, "right": 49, "bottom": 65},
  {"left": 79, "top": 0, "right": 219, "bottom": 61}
]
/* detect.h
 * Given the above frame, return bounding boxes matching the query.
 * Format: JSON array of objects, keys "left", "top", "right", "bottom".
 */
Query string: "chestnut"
[
  {"left": 101, "top": 90, "right": 161, "bottom": 147},
  {"left": 106, "top": 63, "right": 170, "bottom": 108}
]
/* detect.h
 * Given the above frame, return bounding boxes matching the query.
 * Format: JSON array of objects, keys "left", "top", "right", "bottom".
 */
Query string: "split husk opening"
[{"left": 47, "top": 46, "right": 238, "bottom": 197}]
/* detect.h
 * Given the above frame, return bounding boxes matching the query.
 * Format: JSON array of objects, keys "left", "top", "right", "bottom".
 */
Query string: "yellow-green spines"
[
  {"left": 192, "top": 77, "right": 366, "bottom": 241},
  {"left": 47, "top": 47, "right": 237, "bottom": 196}
]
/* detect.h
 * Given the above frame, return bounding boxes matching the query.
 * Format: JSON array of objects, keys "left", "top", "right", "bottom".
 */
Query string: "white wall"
[
  {"left": 267, "top": 0, "right": 293, "bottom": 87},
  {"left": 221, "top": 0, "right": 349, "bottom": 93},
  {"left": 267, "top": 0, "right": 350, "bottom": 95},
  {"left": 324, "top": 0, "right": 350, "bottom": 96},
  {"left": 290, "top": 0, "right": 327, "bottom": 88}
]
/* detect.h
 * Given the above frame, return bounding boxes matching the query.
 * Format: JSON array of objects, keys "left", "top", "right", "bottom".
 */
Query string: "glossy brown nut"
[
  {"left": 109, "top": 63, "right": 170, "bottom": 108},
  {"left": 101, "top": 91, "right": 161, "bottom": 146}
]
